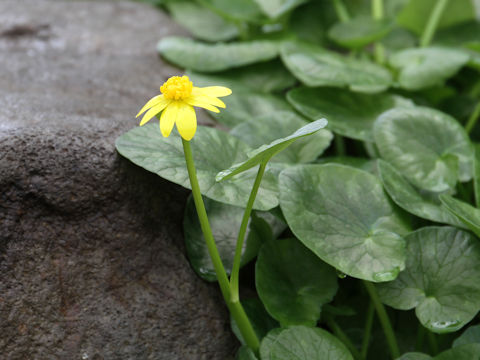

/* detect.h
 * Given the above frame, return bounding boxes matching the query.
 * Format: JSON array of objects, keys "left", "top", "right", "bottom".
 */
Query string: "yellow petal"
[
  {"left": 139, "top": 99, "right": 170, "bottom": 126},
  {"left": 193, "top": 86, "right": 232, "bottom": 97},
  {"left": 136, "top": 94, "right": 165, "bottom": 118},
  {"left": 159, "top": 102, "right": 178, "bottom": 137},
  {"left": 176, "top": 104, "right": 197, "bottom": 141},
  {"left": 185, "top": 96, "right": 220, "bottom": 113}
]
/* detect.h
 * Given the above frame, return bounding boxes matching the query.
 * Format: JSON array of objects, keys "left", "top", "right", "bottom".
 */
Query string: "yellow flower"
[{"left": 136, "top": 75, "right": 232, "bottom": 141}]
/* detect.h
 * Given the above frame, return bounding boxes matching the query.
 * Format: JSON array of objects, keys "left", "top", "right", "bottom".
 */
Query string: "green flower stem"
[
  {"left": 420, "top": 0, "right": 449, "bottom": 47},
  {"left": 415, "top": 323, "right": 426, "bottom": 352},
  {"left": 333, "top": 0, "right": 350, "bottom": 23},
  {"left": 372, "top": 0, "right": 385, "bottom": 64},
  {"left": 465, "top": 101, "right": 480, "bottom": 134},
  {"left": 427, "top": 330, "right": 439, "bottom": 355},
  {"left": 325, "top": 315, "right": 363, "bottom": 360},
  {"left": 361, "top": 301, "right": 375, "bottom": 359},
  {"left": 182, "top": 139, "right": 259, "bottom": 353},
  {"left": 230, "top": 161, "right": 267, "bottom": 302},
  {"left": 363, "top": 281, "right": 400, "bottom": 359}
]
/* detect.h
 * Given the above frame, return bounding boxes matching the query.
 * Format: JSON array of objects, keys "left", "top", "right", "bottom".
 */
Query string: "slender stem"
[
  {"left": 230, "top": 162, "right": 267, "bottom": 302},
  {"left": 361, "top": 301, "right": 375, "bottom": 358},
  {"left": 420, "top": 0, "right": 450, "bottom": 47},
  {"left": 372, "top": 0, "right": 385, "bottom": 64},
  {"left": 465, "top": 101, "right": 480, "bottom": 134},
  {"left": 335, "top": 135, "right": 346, "bottom": 156},
  {"left": 427, "top": 331, "right": 439, "bottom": 355},
  {"left": 333, "top": 0, "right": 350, "bottom": 22},
  {"left": 182, "top": 139, "right": 259, "bottom": 352},
  {"left": 325, "top": 316, "right": 363, "bottom": 360},
  {"left": 363, "top": 281, "right": 400, "bottom": 359},
  {"left": 415, "top": 324, "right": 425, "bottom": 352}
]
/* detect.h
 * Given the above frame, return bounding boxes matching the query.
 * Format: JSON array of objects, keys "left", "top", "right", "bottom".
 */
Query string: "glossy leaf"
[
  {"left": 389, "top": 47, "right": 470, "bottom": 90},
  {"left": 116, "top": 124, "right": 279, "bottom": 210},
  {"left": 198, "top": 0, "right": 265, "bottom": 23},
  {"left": 260, "top": 326, "right": 354, "bottom": 360},
  {"left": 184, "top": 196, "right": 270, "bottom": 281},
  {"left": 231, "top": 111, "right": 333, "bottom": 164},
  {"left": 253, "top": 0, "right": 308, "bottom": 19},
  {"left": 439, "top": 194, "right": 480, "bottom": 238},
  {"left": 279, "top": 164, "right": 409, "bottom": 282},
  {"left": 217, "top": 119, "right": 328, "bottom": 181},
  {"left": 453, "top": 324, "right": 480, "bottom": 347},
  {"left": 236, "top": 346, "right": 258, "bottom": 360},
  {"left": 166, "top": 1, "right": 238, "bottom": 42},
  {"left": 378, "top": 160, "right": 465, "bottom": 228},
  {"left": 187, "top": 60, "right": 296, "bottom": 94},
  {"left": 378, "top": 227, "right": 480, "bottom": 333},
  {"left": 231, "top": 298, "right": 279, "bottom": 345},
  {"left": 374, "top": 107, "right": 474, "bottom": 192},
  {"left": 259, "top": 328, "right": 283, "bottom": 360},
  {"left": 256, "top": 238, "right": 338, "bottom": 326},
  {"left": 287, "top": 86, "right": 413, "bottom": 141},
  {"left": 281, "top": 42, "right": 392, "bottom": 93},
  {"left": 328, "top": 17, "right": 393, "bottom": 48},
  {"left": 157, "top": 36, "right": 279, "bottom": 72}
]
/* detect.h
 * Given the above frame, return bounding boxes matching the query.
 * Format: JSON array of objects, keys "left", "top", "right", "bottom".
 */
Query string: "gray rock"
[{"left": 0, "top": 1, "right": 234, "bottom": 359}]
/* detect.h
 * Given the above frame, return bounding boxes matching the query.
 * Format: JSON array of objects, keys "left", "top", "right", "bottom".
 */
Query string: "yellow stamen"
[{"left": 160, "top": 75, "right": 193, "bottom": 100}]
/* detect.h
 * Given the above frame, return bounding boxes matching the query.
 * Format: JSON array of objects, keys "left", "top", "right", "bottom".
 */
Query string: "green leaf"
[
  {"left": 396, "top": 354, "right": 432, "bottom": 360},
  {"left": 231, "top": 112, "right": 332, "bottom": 164},
  {"left": 289, "top": 1, "right": 337, "bottom": 45},
  {"left": 439, "top": 194, "right": 480, "bottom": 238},
  {"left": 318, "top": 156, "right": 377, "bottom": 174},
  {"left": 453, "top": 324, "right": 480, "bottom": 347},
  {"left": 259, "top": 328, "right": 283, "bottom": 360},
  {"left": 184, "top": 196, "right": 270, "bottom": 281},
  {"left": 255, "top": 238, "right": 338, "bottom": 326},
  {"left": 435, "top": 21, "right": 480, "bottom": 47},
  {"left": 374, "top": 107, "right": 474, "bottom": 192},
  {"left": 397, "top": 0, "right": 475, "bottom": 35},
  {"left": 328, "top": 17, "right": 394, "bottom": 48},
  {"left": 231, "top": 298, "right": 279, "bottom": 345},
  {"left": 287, "top": 86, "right": 413, "bottom": 141},
  {"left": 279, "top": 164, "right": 409, "bottom": 282},
  {"left": 281, "top": 42, "right": 392, "bottom": 93},
  {"left": 236, "top": 346, "right": 258, "bottom": 360},
  {"left": 260, "top": 326, "right": 354, "bottom": 360},
  {"left": 389, "top": 47, "right": 470, "bottom": 90},
  {"left": 198, "top": 0, "right": 266, "bottom": 23},
  {"left": 378, "top": 226, "right": 480, "bottom": 334},
  {"left": 253, "top": 0, "right": 308, "bottom": 19},
  {"left": 216, "top": 119, "right": 328, "bottom": 181},
  {"left": 187, "top": 60, "right": 296, "bottom": 94},
  {"left": 378, "top": 160, "right": 465, "bottom": 228},
  {"left": 398, "top": 344, "right": 480, "bottom": 360},
  {"left": 474, "top": 145, "right": 480, "bottom": 207},
  {"left": 166, "top": 1, "right": 238, "bottom": 42},
  {"left": 115, "top": 124, "right": 278, "bottom": 210},
  {"left": 157, "top": 36, "right": 280, "bottom": 72}
]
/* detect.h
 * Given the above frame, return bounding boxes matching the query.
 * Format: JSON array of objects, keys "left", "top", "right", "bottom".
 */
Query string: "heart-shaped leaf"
[
  {"left": 279, "top": 164, "right": 409, "bottom": 282},
  {"left": 116, "top": 124, "right": 279, "bottom": 210},
  {"left": 184, "top": 196, "right": 271, "bottom": 281},
  {"left": 158, "top": 36, "right": 280, "bottom": 72},
  {"left": 389, "top": 47, "right": 470, "bottom": 90},
  {"left": 166, "top": 1, "right": 238, "bottom": 42},
  {"left": 231, "top": 298, "right": 279, "bottom": 345},
  {"left": 378, "top": 160, "right": 465, "bottom": 228},
  {"left": 374, "top": 107, "right": 474, "bottom": 192},
  {"left": 260, "top": 326, "right": 354, "bottom": 360},
  {"left": 378, "top": 226, "right": 480, "bottom": 333},
  {"left": 453, "top": 324, "right": 480, "bottom": 347},
  {"left": 281, "top": 42, "right": 392, "bottom": 93},
  {"left": 231, "top": 111, "right": 333, "bottom": 164},
  {"left": 188, "top": 60, "right": 296, "bottom": 94},
  {"left": 328, "top": 16, "right": 393, "bottom": 48},
  {"left": 256, "top": 238, "right": 338, "bottom": 326},
  {"left": 287, "top": 86, "right": 413, "bottom": 141},
  {"left": 439, "top": 194, "right": 480, "bottom": 237},
  {"left": 253, "top": 0, "right": 308, "bottom": 19},
  {"left": 217, "top": 119, "right": 328, "bottom": 181}
]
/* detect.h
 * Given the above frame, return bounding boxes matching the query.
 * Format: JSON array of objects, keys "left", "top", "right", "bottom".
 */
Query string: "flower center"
[{"left": 160, "top": 75, "right": 193, "bottom": 100}]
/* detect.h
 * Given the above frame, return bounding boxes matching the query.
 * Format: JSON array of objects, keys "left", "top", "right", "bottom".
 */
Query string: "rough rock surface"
[{"left": 0, "top": 1, "right": 235, "bottom": 359}]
